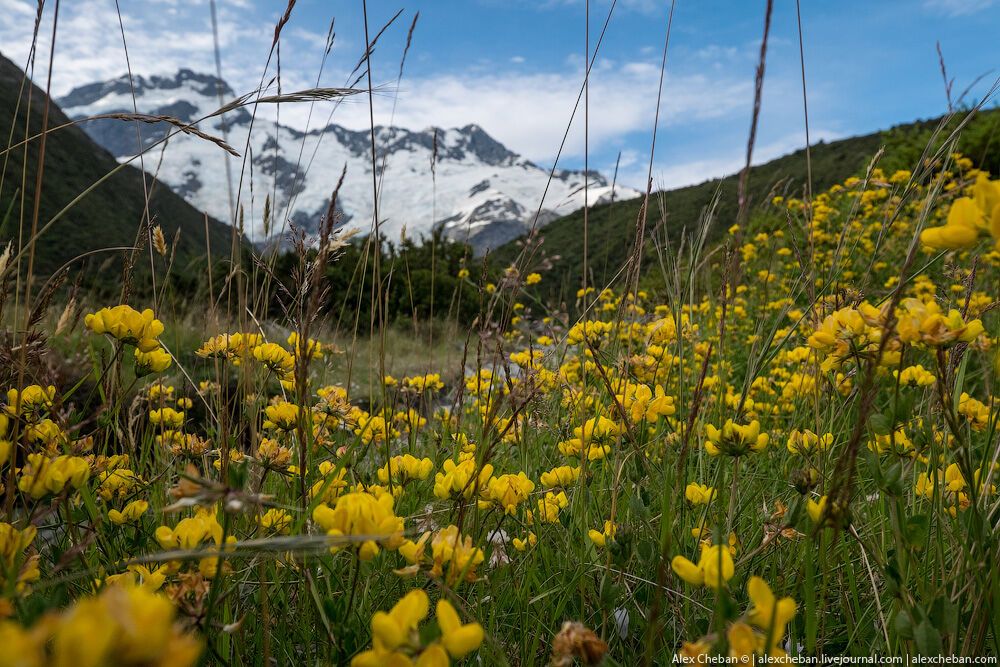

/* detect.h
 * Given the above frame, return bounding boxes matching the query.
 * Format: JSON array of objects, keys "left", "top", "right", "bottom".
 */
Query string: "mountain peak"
[
  {"left": 56, "top": 69, "right": 640, "bottom": 253},
  {"left": 58, "top": 68, "right": 232, "bottom": 110}
]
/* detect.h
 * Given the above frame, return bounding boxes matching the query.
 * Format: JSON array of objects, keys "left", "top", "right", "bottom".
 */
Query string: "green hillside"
[
  {"left": 491, "top": 107, "right": 1000, "bottom": 303},
  {"left": 0, "top": 54, "right": 237, "bottom": 286}
]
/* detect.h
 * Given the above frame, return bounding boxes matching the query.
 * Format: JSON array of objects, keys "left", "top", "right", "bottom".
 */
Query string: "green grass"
[{"left": 489, "top": 107, "right": 1000, "bottom": 305}]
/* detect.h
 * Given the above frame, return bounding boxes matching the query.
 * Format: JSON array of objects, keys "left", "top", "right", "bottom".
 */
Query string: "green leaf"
[
  {"left": 930, "top": 596, "right": 958, "bottom": 639},
  {"left": 636, "top": 539, "right": 654, "bottom": 561},
  {"left": 915, "top": 619, "right": 942, "bottom": 655},
  {"left": 893, "top": 393, "right": 915, "bottom": 424},
  {"left": 871, "top": 413, "right": 893, "bottom": 435},
  {"left": 629, "top": 492, "right": 649, "bottom": 519},
  {"left": 893, "top": 609, "right": 914, "bottom": 639},
  {"left": 906, "top": 515, "right": 929, "bottom": 549},
  {"left": 883, "top": 461, "right": 904, "bottom": 495}
]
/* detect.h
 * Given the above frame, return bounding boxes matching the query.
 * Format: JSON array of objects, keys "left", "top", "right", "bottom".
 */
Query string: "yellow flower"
[
  {"left": 264, "top": 401, "right": 299, "bottom": 430},
  {"left": 806, "top": 495, "right": 827, "bottom": 523},
  {"left": 958, "top": 392, "right": 990, "bottom": 430},
  {"left": 0, "top": 522, "right": 39, "bottom": 594},
  {"left": 618, "top": 383, "right": 676, "bottom": 423},
  {"left": 47, "top": 584, "right": 201, "bottom": 667},
  {"left": 0, "top": 620, "right": 45, "bottom": 665},
  {"left": 258, "top": 508, "right": 292, "bottom": 534},
  {"left": 727, "top": 621, "right": 760, "bottom": 658},
  {"left": 378, "top": 454, "right": 434, "bottom": 485},
  {"left": 149, "top": 407, "right": 184, "bottom": 428},
  {"left": 525, "top": 272, "right": 542, "bottom": 285},
  {"left": 195, "top": 333, "right": 254, "bottom": 360},
  {"left": 134, "top": 347, "right": 172, "bottom": 376},
  {"left": 4, "top": 385, "right": 55, "bottom": 416},
  {"left": 566, "top": 319, "right": 612, "bottom": 346},
  {"left": 310, "top": 462, "right": 350, "bottom": 503},
  {"left": 486, "top": 472, "right": 535, "bottom": 514},
  {"left": 155, "top": 508, "right": 225, "bottom": 551},
  {"left": 539, "top": 465, "right": 580, "bottom": 488},
  {"left": 256, "top": 438, "right": 292, "bottom": 468},
  {"left": 536, "top": 490, "right": 569, "bottom": 523},
  {"left": 895, "top": 298, "right": 984, "bottom": 348},
  {"left": 97, "top": 468, "right": 143, "bottom": 501},
  {"left": 512, "top": 532, "right": 537, "bottom": 552},
  {"left": 894, "top": 364, "right": 936, "bottom": 387},
  {"left": 685, "top": 482, "right": 716, "bottom": 505},
  {"left": 944, "top": 463, "right": 967, "bottom": 493},
  {"left": 434, "top": 458, "right": 493, "bottom": 501},
  {"left": 915, "top": 471, "right": 937, "bottom": 498},
  {"left": 704, "top": 419, "right": 768, "bottom": 456},
  {"left": 147, "top": 382, "right": 174, "bottom": 403},
  {"left": 429, "top": 526, "right": 484, "bottom": 583},
  {"left": 919, "top": 173, "right": 1000, "bottom": 250},
  {"left": 108, "top": 500, "right": 149, "bottom": 525},
  {"left": 678, "top": 639, "right": 712, "bottom": 659},
  {"left": 786, "top": 429, "right": 833, "bottom": 455},
  {"left": 159, "top": 431, "right": 210, "bottom": 457},
  {"left": 403, "top": 373, "right": 445, "bottom": 393},
  {"left": 109, "top": 564, "right": 168, "bottom": 592},
  {"left": 919, "top": 220, "right": 979, "bottom": 249},
  {"left": 587, "top": 520, "right": 617, "bottom": 548},
  {"left": 558, "top": 416, "right": 620, "bottom": 460},
  {"left": 17, "top": 454, "right": 90, "bottom": 499},
  {"left": 85, "top": 305, "right": 164, "bottom": 352},
  {"left": 312, "top": 492, "right": 405, "bottom": 560},
  {"left": 806, "top": 303, "right": 886, "bottom": 370},
  {"left": 287, "top": 332, "right": 324, "bottom": 360},
  {"left": 355, "top": 413, "right": 397, "bottom": 444},
  {"left": 398, "top": 532, "right": 431, "bottom": 567},
  {"left": 23, "top": 418, "right": 67, "bottom": 450},
  {"left": 671, "top": 544, "right": 735, "bottom": 589},
  {"left": 252, "top": 342, "right": 295, "bottom": 375},
  {"left": 372, "top": 589, "right": 429, "bottom": 650},
  {"left": 747, "top": 575, "right": 797, "bottom": 646},
  {"left": 867, "top": 427, "right": 913, "bottom": 456},
  {"left": 436, "top": 599, "right": 484, "bottom": 658},
  {"left": 351, "top": 590, "right": 437, "bottom": 666}
]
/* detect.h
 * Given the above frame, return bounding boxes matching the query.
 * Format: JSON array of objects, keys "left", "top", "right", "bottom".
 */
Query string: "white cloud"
[
  {"left": 0, "top": 0, "right": 812, "bottom": 191},
  {"left": 327, "top": 61, "right": 753, "bottom": 166},
  {"left": 0, "top": 0, "right": 321, "bottom": 98}
]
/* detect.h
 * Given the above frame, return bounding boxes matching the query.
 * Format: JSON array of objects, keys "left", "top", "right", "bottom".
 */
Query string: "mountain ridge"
[
  {"left": 488, "top": 106, "right": 1000, "bottom": 302},
  {"left": 58, "top": 69, "right": 640, "bottom": 252},
  {"left": 0, "top": 54, "right": 238, "bottom": 284}
]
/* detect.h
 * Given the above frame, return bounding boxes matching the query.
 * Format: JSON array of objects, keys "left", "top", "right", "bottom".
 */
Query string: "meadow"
[
  {"left": 1, "top": 131, "right": 998, "bottom": 665},
  {"left": 1, "top": 2, "right": 999, "bottom": 664}
]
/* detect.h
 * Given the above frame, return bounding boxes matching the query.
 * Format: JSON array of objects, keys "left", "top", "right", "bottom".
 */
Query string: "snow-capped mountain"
[{"left": 58, "top": 70, "right": 639, "bottom": 252}]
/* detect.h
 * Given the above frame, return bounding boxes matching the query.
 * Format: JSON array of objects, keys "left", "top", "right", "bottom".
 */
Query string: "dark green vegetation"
[
  {"left": 269, "top": 230, "right": 481, "bottom": 326},
  {"left": 0, "top": 55, "right": 235, "bottom": 287},
  {"left": 490, "top": 107, "right": 1000, "bottom": 304}
]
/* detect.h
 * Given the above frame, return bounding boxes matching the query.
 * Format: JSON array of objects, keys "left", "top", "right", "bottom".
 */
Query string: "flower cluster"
[{"left": 352, "top": 589, "right": 483, "bottom": 666}]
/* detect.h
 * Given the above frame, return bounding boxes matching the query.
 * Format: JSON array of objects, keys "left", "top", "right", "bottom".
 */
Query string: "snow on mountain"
[{"left": 58, "top": 70, "right": 639, "bottom": 252}]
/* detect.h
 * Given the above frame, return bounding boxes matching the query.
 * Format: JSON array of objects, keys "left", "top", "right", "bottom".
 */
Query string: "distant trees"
[{"left": 269, "top": 229, "right": 483, "bottom": 326}]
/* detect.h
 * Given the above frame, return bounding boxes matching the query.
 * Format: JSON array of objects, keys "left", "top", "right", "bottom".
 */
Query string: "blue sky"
[{"left": 2, "top": 0, "right": 998, "bottom": 188}]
